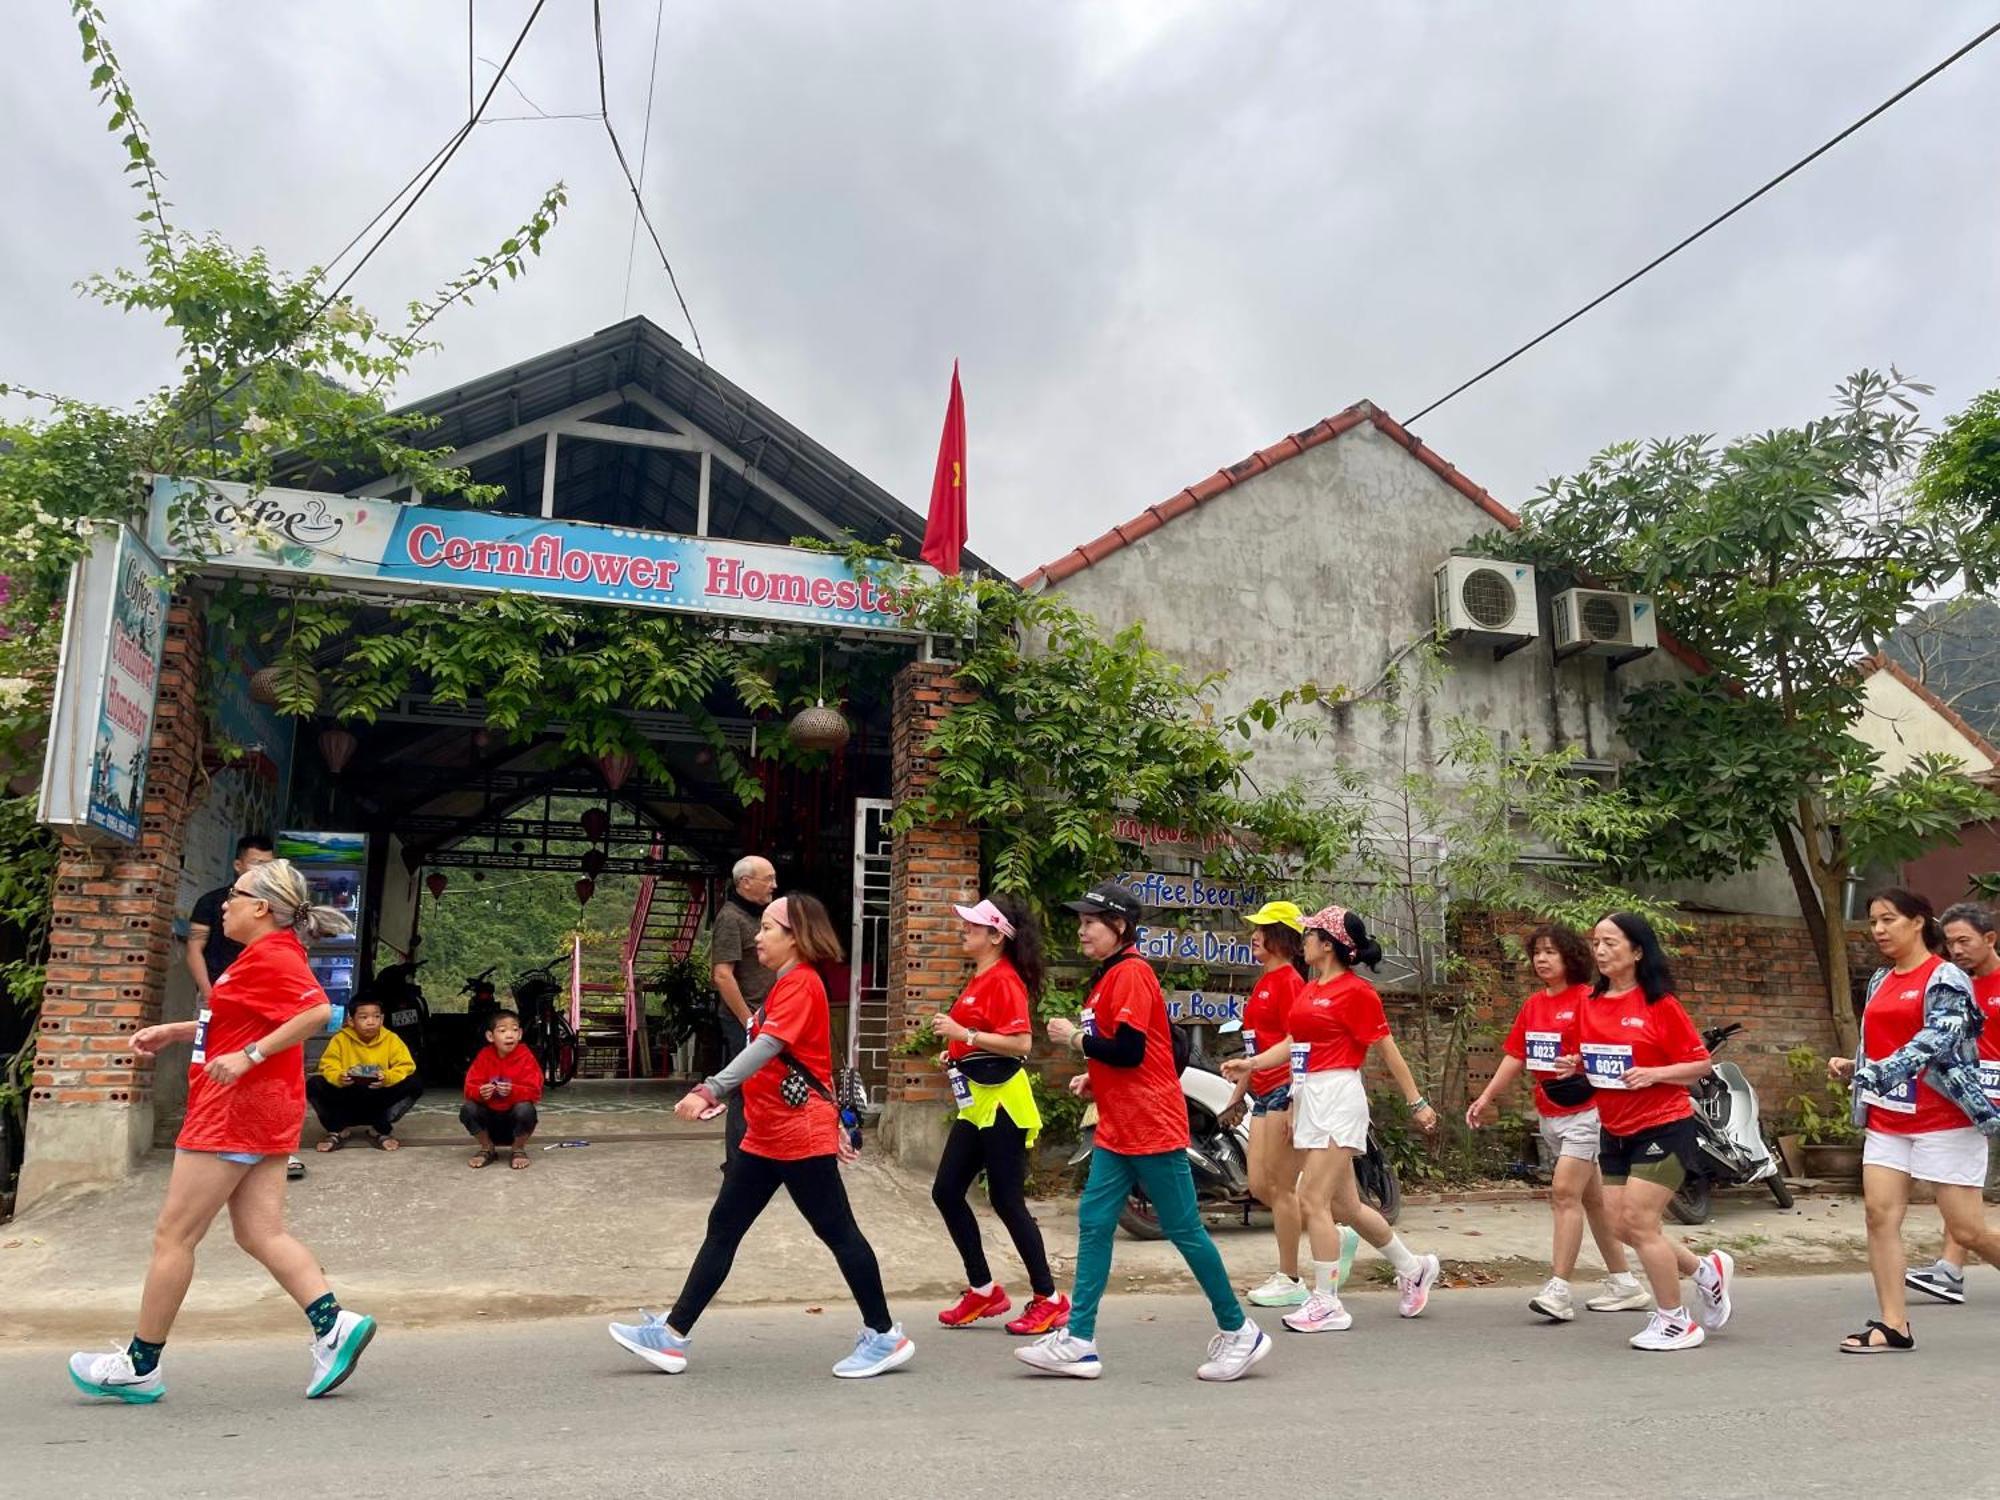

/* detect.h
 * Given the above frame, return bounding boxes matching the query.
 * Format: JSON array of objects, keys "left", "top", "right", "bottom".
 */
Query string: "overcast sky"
[{"left": 4, "top": 2, "right": 1997, "bottom": 578}]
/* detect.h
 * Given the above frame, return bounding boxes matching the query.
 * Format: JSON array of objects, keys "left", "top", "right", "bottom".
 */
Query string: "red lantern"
[
  {"left": 580, "top": 847, "right": 608, "bottom": 878},
  {"left": 318, "top": 726, "right": 358, "bottom": 775},
  {"left": 596, "top": 749, "right": 635, "bottom": 791},
  {"left": 575, "top": 877, "right": 595, "bottom": 905},
  {"left": 425, "top": 871, "right": 447, "bottom": 902},
  {"left": 580, "top": 807, "right": 610, "bottom": 843}
]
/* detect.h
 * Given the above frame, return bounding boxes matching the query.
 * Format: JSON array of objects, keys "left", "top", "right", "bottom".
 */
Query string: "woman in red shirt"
[
  {"left": 1226, "top": 904, "right": 1440, "bottom": 1332},
  {"left": 1466, "top": 923, "right": 1645, "bottom": 1321},
  {"left": 611, "top": 893, "right": 913, "bottom": 1380},
  {"left": 929, "top": 895, "right": 1069, "bottom": 1334},
  {"left": 1555, "top": 912, "right": 1732, "bottom": 1353},
  {"left": 67, "top": 860, "right": 376, "bottom": 1405}
]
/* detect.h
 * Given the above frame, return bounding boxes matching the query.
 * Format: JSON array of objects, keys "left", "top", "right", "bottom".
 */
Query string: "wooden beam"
[
  {"left": 618, "top": 384, "right": 844, "bottom": 540},
  {"left": 354, "top": 391, "right": 624, "bottom": 497},
  {"left": 556, "top": 419, "right": 703, "bottom": 453},
  {"left": 696, "top": 450, "right": 711, "bottom": 536},
  {"left": 540, "top": 432, "right": 559, "bottom": 519}
]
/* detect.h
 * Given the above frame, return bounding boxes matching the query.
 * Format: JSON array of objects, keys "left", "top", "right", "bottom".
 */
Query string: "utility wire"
[
  {"left": 620, "top": 0, "right": 669, "bottom": 318},
  {"left": 1404, "top": 20, "right": 2000, "bottom": 427},
  {"left": 593, "top": 0, "right": 703, "bottom": 360}
]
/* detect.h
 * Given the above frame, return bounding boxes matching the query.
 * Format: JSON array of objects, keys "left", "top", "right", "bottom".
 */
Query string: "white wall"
[{"left": 1855, "top": 667, "right": 1996, "bottom": 780}]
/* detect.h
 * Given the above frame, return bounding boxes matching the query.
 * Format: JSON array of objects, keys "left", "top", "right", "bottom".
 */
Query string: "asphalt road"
[{"left": 4, "top": 1275, "right": 1997, "bottom": 1498}]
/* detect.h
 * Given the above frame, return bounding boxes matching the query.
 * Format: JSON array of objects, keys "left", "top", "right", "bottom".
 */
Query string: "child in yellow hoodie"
[{"left": 307, "top": 999, "right": 423, "bottom": 1151}]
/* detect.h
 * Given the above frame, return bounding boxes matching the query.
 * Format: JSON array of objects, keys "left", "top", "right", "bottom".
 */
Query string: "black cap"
[{"left": 1063, "top": 882, "right": 1144, "bottom": 922}]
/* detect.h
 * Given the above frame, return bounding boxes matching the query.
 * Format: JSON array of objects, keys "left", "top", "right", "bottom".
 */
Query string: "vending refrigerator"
[{"left": 276, "top": 829, "right": 366, "bottom": 1016}]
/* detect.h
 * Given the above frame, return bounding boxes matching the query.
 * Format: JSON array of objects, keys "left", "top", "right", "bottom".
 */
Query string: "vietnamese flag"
[{"left": 921, "top": 361, "right": 967, "bottom": 575}]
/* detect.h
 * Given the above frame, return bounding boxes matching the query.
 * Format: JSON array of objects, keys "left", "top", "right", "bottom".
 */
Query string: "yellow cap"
[{"left": 1243, "top": 900, "right": 1305, "bottom": 932}]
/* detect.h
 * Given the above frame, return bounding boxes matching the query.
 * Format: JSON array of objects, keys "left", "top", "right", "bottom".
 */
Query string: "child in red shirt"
[{"left": 461, "top": 1010, "right": 544, "bottom": 1169}]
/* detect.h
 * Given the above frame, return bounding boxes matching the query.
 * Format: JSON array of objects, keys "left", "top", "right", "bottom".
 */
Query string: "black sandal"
[
  {"left": 1839, "top": 1320, "right": 1914, "bottom": 1353},
  {"left": 469, "top": 1147, "right": 499, "bottom": 1169}
]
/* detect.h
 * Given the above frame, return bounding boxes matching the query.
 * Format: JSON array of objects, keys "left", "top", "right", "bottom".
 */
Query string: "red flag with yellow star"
[{"left": 921, "top": 361, "right": 967, "bottom": 575}]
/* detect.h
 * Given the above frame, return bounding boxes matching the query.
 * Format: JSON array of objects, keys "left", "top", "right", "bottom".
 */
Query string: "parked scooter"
[
  {"left": 1068, "top": 1024, "right": 1401, "bottom": 1238},
  {"left": 365, "top": 959, "right": 432, "bottom": 1079},
  {"left": 1670, "top": 1021, "right": 1795, "bottom": 1224}
]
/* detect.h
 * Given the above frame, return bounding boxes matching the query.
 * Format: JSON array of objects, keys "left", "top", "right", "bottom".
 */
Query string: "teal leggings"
[{"left": 1071, "top": 1146, "right": 1245, "bottom": 1342}]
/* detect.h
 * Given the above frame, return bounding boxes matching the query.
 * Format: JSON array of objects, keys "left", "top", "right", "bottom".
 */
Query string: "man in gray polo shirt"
[{"left": 709, "top": 854, "right": 777, "bottom": 1164}]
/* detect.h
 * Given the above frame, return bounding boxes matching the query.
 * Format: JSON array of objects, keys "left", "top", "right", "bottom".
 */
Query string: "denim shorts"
[
  {"left": 1249, "top": 1085, "right": 1293, "bottom": 1117},
  {"left": 179, "top": 1148, "right": 264, "bottom": 1166}
]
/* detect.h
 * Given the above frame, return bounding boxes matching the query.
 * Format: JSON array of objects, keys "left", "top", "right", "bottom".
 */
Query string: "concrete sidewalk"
[{"left": 0, "top": 1098, "right": 1951, "bottom": 1344}]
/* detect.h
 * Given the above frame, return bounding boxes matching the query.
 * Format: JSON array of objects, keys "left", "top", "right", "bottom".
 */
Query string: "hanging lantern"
[
  {"left": 471, "top": 727, "right": 492, "bottom": 751},
  {"left": 596, "top": 749, "right": 635, "bottom": 790},
  {"left": 580, "top": 847, "right": 608, "bottom": 878},
  {"left": 425, "top": 871, "right": 447, "bottom": 903},
  {"left": 249, "top": 662, "right": 322, "bottom": 712},
  {"left": 787, "top": 700, "right": 852, "bottom": 753},
  {"left": 580, "top": 807, "right": 610, "bottom": 843},
  {"left": 575, "top": 876, "right": 595, "bottom": 905},
  {"left": 318, "top": 726, "right": 358, "bottom": 775}
]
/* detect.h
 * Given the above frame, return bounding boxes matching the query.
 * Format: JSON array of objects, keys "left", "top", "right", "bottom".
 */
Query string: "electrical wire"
[
  {"left": 1403, "top": 20, "right": 2000, "bottom": 427},
  {"left": 592, "top": 0, "right": 703, "bottom": 360},
  {"left": 620, "top": 0, "right": 669, "bottom": 319}
]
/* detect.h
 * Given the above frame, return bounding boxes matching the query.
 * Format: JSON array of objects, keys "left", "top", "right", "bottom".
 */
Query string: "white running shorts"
[
  {"left": 1862, "top": 1125, "right": 1989, "bottom": 1188},
  {"left": 1539, "top": 1106, "right": 1602, "bottom": 1163},
  {"left": 1290, "top": 1068, "right": 1370, "bottom": 1152}
]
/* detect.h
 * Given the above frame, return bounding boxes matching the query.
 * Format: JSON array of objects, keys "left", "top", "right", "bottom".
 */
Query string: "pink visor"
[
  {"left": 765, "top": 895, "right": 791, "bottom": 929},
  {"left": 953, "top": 899, "right": 1016, "bottom": 939}
]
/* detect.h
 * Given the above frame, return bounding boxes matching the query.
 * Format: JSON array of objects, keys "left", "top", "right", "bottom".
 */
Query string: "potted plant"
[{"left": 1782, "top": 1047, "right": 1862, "bottom": 1183}]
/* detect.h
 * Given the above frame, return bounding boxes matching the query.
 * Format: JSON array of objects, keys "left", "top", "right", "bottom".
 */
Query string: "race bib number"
[
  {"left": 947, "top": 1066, "right": 973, "bottom": 1110},
  {"left": 1861, "top": 1074, "right": 1918, "bottom": 1114},
  {"left": 191, "top": 1006, "right": 212, "bottom": 1066},
  {"left": 1240, "top": 1028, "right": 1257, "bottom": 1058},
  {"left": 1523, "top": 1030, "right": 1563, "bottom": 1073},
  {"left": 1290, "top": 1041, "right": 1311, "bottom": 1081},
  {"left": 1081, "top": 1006, "right": 1097, "bottom": 1039},
  {"left": 1581, "top": 1042, "right": 1633, "bottom": 1090},
  {"left": 1980, "top": 1063, "right": 2000, "bottom": 1105}
]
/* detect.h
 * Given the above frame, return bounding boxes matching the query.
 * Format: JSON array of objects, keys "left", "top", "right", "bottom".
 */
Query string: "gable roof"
[{"left": 1864, "top": 653, "right": 2000, "bottom": 772}]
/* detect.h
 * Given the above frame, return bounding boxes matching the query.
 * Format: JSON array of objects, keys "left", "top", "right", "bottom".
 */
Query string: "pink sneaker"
[
  {"left": 1397, "top": 1253, "right": 1441, "bottom": 1318},
  {"left": 1281, "top": 1291, "right": 1353, "bottom": 1333}
]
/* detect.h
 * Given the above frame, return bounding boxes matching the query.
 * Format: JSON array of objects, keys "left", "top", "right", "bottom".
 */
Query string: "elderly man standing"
[{"left": 709, "top": 854, "right": 778, "bottom": 1165}]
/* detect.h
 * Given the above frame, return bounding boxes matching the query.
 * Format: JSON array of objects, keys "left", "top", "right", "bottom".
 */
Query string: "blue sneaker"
[
  {"left": 831, "top": 1323, "right": 915, "bottom": 1379},
  {"left": 608, "top": 1311, "right": 690, "bottom": 1373},
  {"left": 307, "top": 1309, "right": 376, "bottom": 1398}
]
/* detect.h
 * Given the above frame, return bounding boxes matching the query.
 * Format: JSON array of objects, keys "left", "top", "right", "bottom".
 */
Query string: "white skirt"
[{"left": 1290, "top": 1068, "right": 1370, "bottom": 1152}]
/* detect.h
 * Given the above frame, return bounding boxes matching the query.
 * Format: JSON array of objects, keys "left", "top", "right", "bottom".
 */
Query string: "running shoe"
[
  {"left": 1196, "top": 1322, "right": 1271, "bottom": 1382},
  {"left": 1585, "top": 1275, "right": 1653, "bottom": 1312},
  {"left": 608, "top": 1310, "right": 690, "bottom": 1373},
  {"left": 1246, "top": 1272, "right": 1309, "bottom": 1307},
  {"left": 1905, "top": 1262, "right": 1967, "bottom": 1305},
  {"left": 1281, "top": 1291, "right": 1353, "bottom": 1333},
  {"left": 306, "top": 1309, "right": 376, "bottom": 1398},
  {"left": 1396, "top": 1253, "right": 1442, "bottom": 1318},
  {"left": 66, "top": 1348, "right": 164, "bottom": 1404},
  {"left": 938, "top": 1285, "right": 1011, "bottom": 1327},
  {"left": 1629, "top": 1308, "right": 1705, "bottom": 1351},
  {"left": 1005, "top": 1294, "right": 1072, "bottom": 1336},
  {"left": 1528, "top": 1278, "right": 1575, "bottom": 1323},
  {"left": 1335, "top": 1225, "right": 1361, "bottom": 1291},
  {"left": 1014, "top": 1329, "right": 1102, "bottom": 1378},
  {"left": 832, "top": 1324, "right": 915, "bottom": 1379},
  {"left": 1691, "top": 1249, "right": 1734, "bottom": 1332}
]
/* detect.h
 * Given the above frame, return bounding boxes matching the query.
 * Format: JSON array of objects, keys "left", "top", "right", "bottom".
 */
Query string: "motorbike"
[
  {"left": 364, "top": 959, "right": 432, "bottom": 1079},
  {"left": 509, "top": 956, "right": 581, "bottom": 1089},
  {"left": 1068, "top": 1023, "right": 1401, "bottom": 1239},
  {"left": 1670, "top": 1021, "right": 1795, "bottom": 1225}
]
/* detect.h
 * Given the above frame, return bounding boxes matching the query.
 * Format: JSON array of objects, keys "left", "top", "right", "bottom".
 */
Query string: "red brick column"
[
  {"left": 880, "top": 659, "right": 981, "bottom": 1164},
  {"left": 20, "top": 596, "right": 206, "bottom": 1207}
]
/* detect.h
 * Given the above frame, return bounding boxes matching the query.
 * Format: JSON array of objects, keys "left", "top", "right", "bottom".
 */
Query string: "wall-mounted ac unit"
[
  {"left": 1552, "top": 587, "right": 1658, "bottom": 662},
  {"left": 1433, "top": 556, "right": 1538, "bottom": 652}
]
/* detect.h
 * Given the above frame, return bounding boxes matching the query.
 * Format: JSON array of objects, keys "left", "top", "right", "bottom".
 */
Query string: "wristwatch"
[{"left": 243, "top": 1042, "right": 266, "bottom": 1066}]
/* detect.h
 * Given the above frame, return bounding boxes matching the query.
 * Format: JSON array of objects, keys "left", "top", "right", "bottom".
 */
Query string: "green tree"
[{"left": 1490, "top": 371, "right": 2000, "bottom": 1049}]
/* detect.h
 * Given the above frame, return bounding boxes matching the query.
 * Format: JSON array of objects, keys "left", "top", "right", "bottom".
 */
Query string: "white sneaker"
[
  {"left": 307, "top": 1309, "right": 377, "bottom": 1398},
  {"left": 1396, "top": 1253, "right": 1441, "bottom": 1318},
  {"left": 1281, "top": 1290, "right": 1354, "bottom": 1333},
  {"left": 1196, "top": 1322, "right": 1270, "bottom": 1382},
  {"left": 1528, "top": 1278, "right": 1575, "bottom": 1322},
  {"left": 1014, "top": 1329, "right": 1102, "bottom": 1379},
  {"left": 1692, "top": 1249, "right": 1734, "bottom": 1332},
  {"left": 1629, "top": 1308, "right": 1705, "bottom": 1351},
  {"left": 1586, "top": 1276, "right": 1653, "bottom": 1312},
  {"left": 67, "top": 1348, "right": 164, "bottom": 1404},
  {"left": 1246, "top": 1272, "right": 1309, "bottom": 1307}
]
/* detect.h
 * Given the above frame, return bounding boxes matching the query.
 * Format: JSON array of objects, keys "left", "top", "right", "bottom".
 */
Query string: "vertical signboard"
[{"left": 38, "top": 526, "right": 170, "bottom": 844}]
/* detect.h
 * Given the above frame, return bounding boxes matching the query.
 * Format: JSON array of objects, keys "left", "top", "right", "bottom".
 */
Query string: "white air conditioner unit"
[
  {"left": 1433, "top": 557, "right": 1538, "bottom": 652},
  {"left": 1551, "top": 587, "right": 1658, "bottom": 662}
]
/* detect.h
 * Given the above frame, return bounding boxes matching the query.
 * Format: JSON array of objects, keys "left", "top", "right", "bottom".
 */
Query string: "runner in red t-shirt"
[
  {"left": 1018, "top": 882, "right": 1267, "bottom": 1383},
  {"left": 1467, "top": 923, "right": 1645, "bottom": 1322},
  {"left": 1908, "top": 901, "right": 2000, "bottom": 1305},
  {"left": 1225, "top": 903, "right": 1440, "bottom": 1333},
  {"left": 613, "top": 893, "right": 913, "bottom": 1381},
  {"left": 67, "top": 860, "right": 376, "bottom": 1406},
  {"left": 1549, "top": 912, "right": 1731, "bottom": 1354}
]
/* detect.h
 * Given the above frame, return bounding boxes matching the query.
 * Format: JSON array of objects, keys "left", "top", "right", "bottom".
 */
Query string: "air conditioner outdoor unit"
[
  {"left": 1433, "top": 556, "right": 1538, "bottom": 651},
  {"left": 1551, "top": 587, "right": 1658, "bottom": 662}
]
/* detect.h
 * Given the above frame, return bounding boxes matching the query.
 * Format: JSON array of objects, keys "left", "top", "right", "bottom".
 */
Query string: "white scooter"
[{"left": 1674, "top": 1022, "right": 1795, "bottom": 1224}]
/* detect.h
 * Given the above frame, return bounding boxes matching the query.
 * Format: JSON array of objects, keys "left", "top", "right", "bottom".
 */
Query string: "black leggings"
[
  {"left": 670, "top": 1150, "right": 892, "bottom": 1334},
  {"left": 931, "top": 1113, "right": 1055, "bottom": 1297}
]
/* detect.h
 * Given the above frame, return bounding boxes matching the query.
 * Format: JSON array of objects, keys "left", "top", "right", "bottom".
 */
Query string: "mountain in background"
[{"left": 1885, "top": 596, "right": 2000, "bottom": 744}]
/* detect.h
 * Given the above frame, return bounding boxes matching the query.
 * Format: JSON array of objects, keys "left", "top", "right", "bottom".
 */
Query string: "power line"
[
  {"left": 1404, "top": 20, "right": 2000, "bottom": 428},
  {"left": 620, "top": 0, "right": 669, "bottom": 319},
  {"left": 592, "top": 0, "right": 703, "bottom": 360}
]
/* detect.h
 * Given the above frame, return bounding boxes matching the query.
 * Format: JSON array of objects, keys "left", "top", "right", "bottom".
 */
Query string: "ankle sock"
[
  {"left": 127, "top": 1335, "right": 164, "bottom": 1376},
  {"left": 1312, "top": 1260, "right": 1337, "bottom": 1294},
  {"left": 1381, "top": 1236, "right": 1421, "bottom": 1278},
  {"left": 969, "top": 1281, "right": 996, "bottom": 1296},
  {"left": 306, "top": 1293, "right": 341, "bottom": 1340}
]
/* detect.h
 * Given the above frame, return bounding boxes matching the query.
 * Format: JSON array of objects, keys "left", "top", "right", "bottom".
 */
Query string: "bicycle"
[{"left": 510, "top": 957, "right": 581, "bottom": 1089}]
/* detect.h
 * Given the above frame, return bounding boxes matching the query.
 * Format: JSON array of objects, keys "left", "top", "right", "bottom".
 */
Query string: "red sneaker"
[
  {"left": 1005, "top": 1294, "right": 1071, "bottom": 1336},
  {"left": 938, "top": 1285, "right": 1012, "bottom": 1327}
]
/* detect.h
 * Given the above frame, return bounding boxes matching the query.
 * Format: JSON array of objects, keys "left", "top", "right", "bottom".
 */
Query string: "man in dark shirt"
[
  {"left": 709, "top": 854, "right": 777, "bottom": 1165},
  {"left": 187, "top": 833, "right": 275, "bottom": 999}
]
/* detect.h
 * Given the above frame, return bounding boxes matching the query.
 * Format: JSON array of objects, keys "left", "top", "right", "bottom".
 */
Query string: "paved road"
[{"left": 5, "top": 1275, "right": 1997, "bottom": 1498}]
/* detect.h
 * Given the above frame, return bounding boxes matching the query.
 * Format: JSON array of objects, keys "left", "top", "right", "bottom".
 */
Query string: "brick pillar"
[
  {"left": 878, "top": 657, "right": 981, "bottom": 1169},
  {"left": 19, "top": 596, "right": 206, "bottom": 1208}
]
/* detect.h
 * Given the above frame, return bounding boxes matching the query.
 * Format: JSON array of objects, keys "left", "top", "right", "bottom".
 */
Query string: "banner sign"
[
  {"left": 1133, "top": 923, "right": 1259, "bottom": 970},
  {"left": 1164, "top": 990, "right": 1246, "bottom": 1024},
  {"left": 1111, "top": 815, "right": 1237, "bottom": 853},
  {"left": 148, "top": 477, "right": 934, "bottom": 636},
  {"left": 39, "top": 525, "right": 169, "bottom": 844},
  {"left": 1118, "top": 870, "right": 1263, "bottom": 914}
]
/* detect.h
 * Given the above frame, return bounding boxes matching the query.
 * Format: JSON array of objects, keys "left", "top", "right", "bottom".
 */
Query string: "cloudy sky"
[{"left": 4, "top": 2, "right": 1996, "bottom": 578}]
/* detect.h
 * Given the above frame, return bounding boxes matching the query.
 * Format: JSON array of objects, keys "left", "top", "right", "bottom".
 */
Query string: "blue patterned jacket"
[{"left": 1850, "top": 960, "right": 2000, "bottom": 1136}]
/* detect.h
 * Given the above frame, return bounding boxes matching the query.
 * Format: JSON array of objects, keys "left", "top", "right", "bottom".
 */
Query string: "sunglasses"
[{"left": 222, "top": 886, "right": 265, "bottom": 904}]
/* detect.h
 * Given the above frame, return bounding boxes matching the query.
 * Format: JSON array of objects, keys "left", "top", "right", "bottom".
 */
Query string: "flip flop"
[{"left": 1839, "top": 1320, "right": 1914, "bottom": 1353}]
